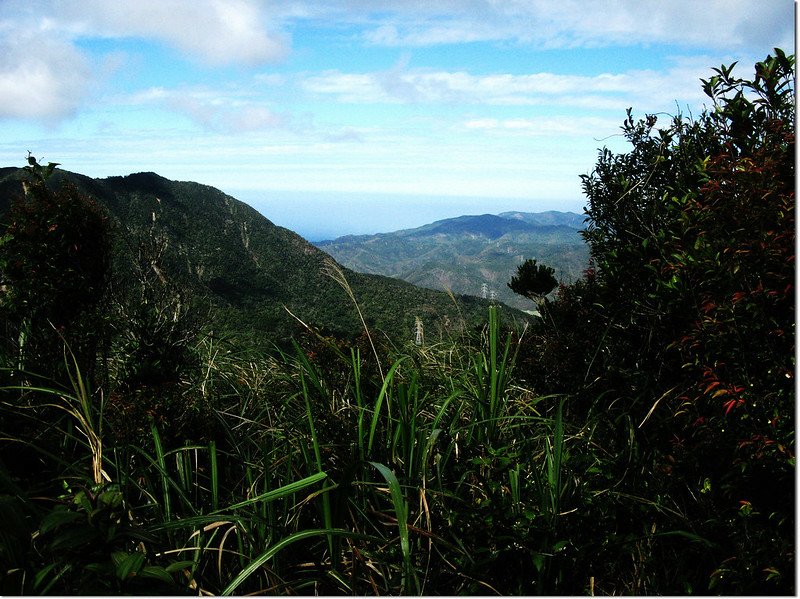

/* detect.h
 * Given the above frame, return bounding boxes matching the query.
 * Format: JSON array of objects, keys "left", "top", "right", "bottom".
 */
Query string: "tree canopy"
[
  {"left": 507, "top": 258, "right": 557, "bottom": 302},
  {"left": 0, "top": 155, "right": 112, "bottom": 377},
  {"left": 521, "top": 48, "right": 794, "bottom": 594}
]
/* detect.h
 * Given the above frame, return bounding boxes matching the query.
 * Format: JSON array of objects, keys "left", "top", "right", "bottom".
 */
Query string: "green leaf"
[
  {"left": 73, "top": 490, "right": 93, "bottom": 513},
  {"left": 39, "top": 508, "right": 84, "bottom": 534},
  {"left": 165, "top": 560, "right": 198, "bottom": 573},
  {"left": 368, "top": 358, "right": 407, "bottom": 456},
  {"left": 221, "top": 529, "right": 367, "bottom": 596},
  {"left": 370, "top": 461, "right": 418, "bottom": 593},
  {"left": 113, "top": 551, "right": 146, "bottom": 580},
  {"left": 532, "top": 552, "right": 546, "bottom": 573},
  {"left": 210, "top": 470, "right": 327, "bottom": 514},
  {"left": 97, "top": 488, "right": 123, "bottom": 510},
  {"left": 37, "top": 563, "right": 74, "bottom": 595},
  {"left": 139, "top": 565, "right": 176, "bottom": 585}
]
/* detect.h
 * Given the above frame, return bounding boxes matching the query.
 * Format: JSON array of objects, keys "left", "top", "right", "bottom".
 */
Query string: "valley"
[{"left": 316, "top": 210, "right": 590, "bottom": 311}]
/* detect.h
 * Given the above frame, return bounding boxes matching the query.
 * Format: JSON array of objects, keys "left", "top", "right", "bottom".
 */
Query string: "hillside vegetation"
[
  {"left": 316, "top": 211, "right": 589, "bottom": 311},
  {"left": 0, "top": 167, "right": 505, "bottom": 347},
  {"left": 0, "top": 51, "right": 793, "bottom": 595}
]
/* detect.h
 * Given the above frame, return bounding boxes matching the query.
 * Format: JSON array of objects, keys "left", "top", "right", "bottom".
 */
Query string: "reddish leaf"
[{"left": 731, "top": 291, "right": 747, "bottom": 303}]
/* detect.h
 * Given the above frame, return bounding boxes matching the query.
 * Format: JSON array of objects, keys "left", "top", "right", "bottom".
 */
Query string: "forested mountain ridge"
[
  {"left": 0, "top": 167, "right": 507, "bottom": 344},
  {"left": 315, "top": 210, "right": 589, "bottom": 311},
  {"left": 498, "top": 210, "right": 586, "bottom": 229}
]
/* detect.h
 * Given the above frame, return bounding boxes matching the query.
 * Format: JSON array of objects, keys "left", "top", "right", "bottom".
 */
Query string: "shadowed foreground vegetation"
[{"left": 0, "top": 52, "right": 794, "bottom": 595}]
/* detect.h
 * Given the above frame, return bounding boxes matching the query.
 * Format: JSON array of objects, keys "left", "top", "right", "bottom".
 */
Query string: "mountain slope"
[
  {"left": 0, "top": 168, "right": 510, "bottom": 344},
  {"left": 315, "top": 211, "right": 590, "bottom": 311},
  {"left": 499, "top": 210, "right": 587, "bottom": 229}
]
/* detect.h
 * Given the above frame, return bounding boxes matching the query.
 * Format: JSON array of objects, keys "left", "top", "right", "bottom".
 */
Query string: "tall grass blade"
[
  {"left": 367, "top": 358, "right": 406, "bottom": 458},
  {"left": 150, "top": 421, "right": 171, "bottom": 522},
  {"left": 547, "top": 397, "right": 565, "bottom": 521},
  {"left": 488, "top": 305, "right": 499, "bottom": 442},
  {"left": 351, "top": 347, "right": 366, "bottom": 462},
  {"left": 298, "top": 365, "right": 336, "bottom": 564},
  {"left": 209, "top": 440, "right": 219, "bottom": 512},
  {"left": 370, "top": 461, "right": 418, "bottom": 594},
  {"left": 221, "top": 529, "right": 368, "bottom": 596},
  {"left": 211, "top": 470, "right": 328, "bottom": 514}
]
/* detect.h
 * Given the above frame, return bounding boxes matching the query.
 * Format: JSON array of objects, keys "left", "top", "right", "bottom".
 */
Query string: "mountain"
[
  {"left": 315, "top": 211, "right": 590, "bottom": 311},
  {"left": 499, "top": 210, "right": 587, "bottom": 229},
  {"left": 407, "top": 214, "right": 538, "bottom": 239},
  {"left": 0, "top": 167, "right": 513, "bottom": 345}
]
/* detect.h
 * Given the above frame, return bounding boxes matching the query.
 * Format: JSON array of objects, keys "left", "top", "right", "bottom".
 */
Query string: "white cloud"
[
  {"left": 0, "top": 28, "right": 92, "bottom": 120},
  {"left": 130, "top": 85, "right": 285, "bottom": 133},
  {"left": 350, "top": 0, "right": 793, "bottom": 51},
  {"left": 33, "top": 0, "right": 289, "bottom": 66},
  {"left": 227, "top": 106, "right": 283, "bottom": 132},
  {"left": 7, "top": 0, "right": 784, "bottom": 66},
  {"left": 303, "top": 71, "right": 396, "bottom": 103},
  {"left": 0, "top": 0, "right": 290, "bottom": 123},
  {"left": 300, "top": 62, "right": 711, "bottom": 114},
  {"left": 464, "top": 115, "right": 621, "bottom": 138},
  {"left": 0, "top": 0, "right": 788, "bottom": 127}
]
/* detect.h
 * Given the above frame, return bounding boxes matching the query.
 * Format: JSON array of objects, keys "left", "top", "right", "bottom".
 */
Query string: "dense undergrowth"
[{"left": 0, "top": 52, "right": 794, "bottom": 595}]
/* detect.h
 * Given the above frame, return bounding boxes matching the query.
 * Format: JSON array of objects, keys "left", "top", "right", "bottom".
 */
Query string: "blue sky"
[{"left": 0, "top": 1, "right": 794, "bottom": 240}]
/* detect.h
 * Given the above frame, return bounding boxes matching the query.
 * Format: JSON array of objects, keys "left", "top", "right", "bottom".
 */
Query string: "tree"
[
  {"left": 527, "top": 49, "right": 794, "bottom": 594},
  {"left": 507, "top": 258, "right": 557, "bottom": 303},
  {"left": 0, "top": 155, "right": 112, "bottom": 379}
]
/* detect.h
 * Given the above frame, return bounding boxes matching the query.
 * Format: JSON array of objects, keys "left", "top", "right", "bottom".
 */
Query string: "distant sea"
[{"left": 230, "top": 189, "right": 584, "bottom": 241}]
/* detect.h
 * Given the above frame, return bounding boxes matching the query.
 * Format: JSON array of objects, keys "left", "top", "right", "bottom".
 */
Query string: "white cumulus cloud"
[
  {"left": 0, "top": 27, "right": 92, "bottom": 120},
  {"left": 16, "top": 0, "right": 289, "bottom": 67},
  {"left": 0, "top": 0, "right": 290, "bottom": 122},
  {"left": 464, "top": 115, "right": 621, "bottom": 137},
  {"left": 55, "top": 0, "right": 288, "bottom": 66}
]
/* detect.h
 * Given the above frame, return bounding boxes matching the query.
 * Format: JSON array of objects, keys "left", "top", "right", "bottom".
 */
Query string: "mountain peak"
[{"left": 408, "top": 213, "right": 536, "bottom": 240}]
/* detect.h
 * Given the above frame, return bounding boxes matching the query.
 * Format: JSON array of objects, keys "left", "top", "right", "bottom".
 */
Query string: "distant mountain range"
[
  {"left": 0, "top": 168, "right": 515, "bottom": 345},
  {"left": 315, "top": 210, "right": 590, "bottom": 311}
]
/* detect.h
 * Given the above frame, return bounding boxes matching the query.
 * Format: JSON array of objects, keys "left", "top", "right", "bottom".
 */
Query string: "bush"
[
  {"left": 0, "top": 159, "right": 112, "bottom": 380},
  {"left": 528, "top": 49, "right": 795, "bottom": 594}
]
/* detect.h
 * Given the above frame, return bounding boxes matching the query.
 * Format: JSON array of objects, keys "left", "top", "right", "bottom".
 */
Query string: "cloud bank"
[
  {"left": 0, "top": 0, "right": 789, "bottom": 128},
  {"left": 347, "top": 0, "right": 793, "bottom": 51},
  {"left": 301, "top": 59, "right": 715, "bottom": 116}
]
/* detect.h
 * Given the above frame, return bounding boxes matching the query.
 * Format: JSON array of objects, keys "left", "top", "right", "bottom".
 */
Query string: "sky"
[{"left": 0, "top": 1, "right": 794, "bottom": 240}]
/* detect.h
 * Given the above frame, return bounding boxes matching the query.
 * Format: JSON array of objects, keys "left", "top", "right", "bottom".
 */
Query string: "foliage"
[
  {"left": 507, "top": 258, "right": 558, "bottom": 303},
  {"left": 522, "top": 49, "right": 795, "bottom": 594},
  {"left": 0, "top": 155, "right": 112, "bottom": 379},
  {"left": 0, "top": 302, "right": 574, "bottom": 595}
]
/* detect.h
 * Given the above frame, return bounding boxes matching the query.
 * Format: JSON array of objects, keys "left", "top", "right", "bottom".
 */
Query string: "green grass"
[
  {"left": 0, "top": 300, "right": 789, "bottom": 594},
  {"left": 0, "top": 304, "right": 566, "bottom": 594}
]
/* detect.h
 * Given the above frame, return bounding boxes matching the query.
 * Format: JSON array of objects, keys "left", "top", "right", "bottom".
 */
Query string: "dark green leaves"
[{"left": 507, "top": 258, "right": 558, "bottom": 302}]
